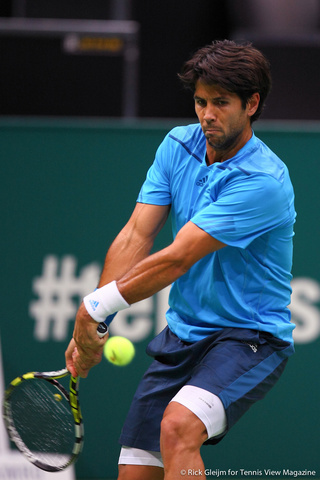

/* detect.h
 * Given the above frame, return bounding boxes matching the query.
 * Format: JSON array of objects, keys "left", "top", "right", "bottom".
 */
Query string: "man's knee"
[
  {"left": 160, "top": 402, "right": 207, "bottom": 452},
  {"left": 169, "top": 385, "right": 227, "bottom": 440}
]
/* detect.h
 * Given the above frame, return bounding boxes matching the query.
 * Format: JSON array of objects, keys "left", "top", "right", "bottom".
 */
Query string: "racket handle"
[{"left": 97, "top": 322, "right": 109, "bottom": 338}]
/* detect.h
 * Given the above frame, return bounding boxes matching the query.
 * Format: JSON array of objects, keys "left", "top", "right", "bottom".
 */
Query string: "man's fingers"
[
  {"left": 65, "top": 338, "right": 79, "bottom": 377},
  {"left": 69, "top": 303, "right": 107, "bottom": 377},
  {"left": 72, "top": 344, "right": 103, "bottom": 378}
]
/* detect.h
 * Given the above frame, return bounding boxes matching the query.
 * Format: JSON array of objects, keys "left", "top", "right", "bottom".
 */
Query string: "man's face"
[{"left": 194, "top": 81, "right": 257, "bottom": 158}]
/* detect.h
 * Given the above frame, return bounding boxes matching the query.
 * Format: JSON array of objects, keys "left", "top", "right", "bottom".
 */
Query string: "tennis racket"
[
  {"left": 2, "top": 368, "right": 83, "bottom": 472},
  {"left": 2, "top": 322, "right": 108, "bottom": 472}
]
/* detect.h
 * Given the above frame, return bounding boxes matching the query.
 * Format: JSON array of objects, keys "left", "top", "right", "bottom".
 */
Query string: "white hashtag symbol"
[{"left": 29, "top": 255, "right": 100, "bottom": 341}]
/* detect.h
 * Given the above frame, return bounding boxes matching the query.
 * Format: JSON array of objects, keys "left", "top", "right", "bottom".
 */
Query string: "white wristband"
[{"left": 83, "top": 281, "right": 130, "bottom": 323}]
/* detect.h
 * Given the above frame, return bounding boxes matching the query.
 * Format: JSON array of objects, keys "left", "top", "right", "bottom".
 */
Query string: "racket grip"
[{"left": 97, "top": 322, "right": 109, "bottom": 338}]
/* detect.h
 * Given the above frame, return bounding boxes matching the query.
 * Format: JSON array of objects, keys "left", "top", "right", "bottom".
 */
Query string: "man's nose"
[{"left": 203, "top": 104, "right": 217, "bottom": 122}]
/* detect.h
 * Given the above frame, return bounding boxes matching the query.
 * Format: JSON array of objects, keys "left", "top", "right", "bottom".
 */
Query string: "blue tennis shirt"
[{"left": 137, "top": 124, "right": 296, "bottom": 343}]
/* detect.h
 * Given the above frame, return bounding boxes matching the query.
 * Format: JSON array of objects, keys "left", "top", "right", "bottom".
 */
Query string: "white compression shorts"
[{"left": 118, "top": 385, "right": 227, "bottom": 468}]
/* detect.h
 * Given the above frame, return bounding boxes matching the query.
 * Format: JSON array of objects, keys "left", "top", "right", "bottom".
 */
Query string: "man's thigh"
[{"left": 119, "top": 327, "right": 293, "bottom": 450}]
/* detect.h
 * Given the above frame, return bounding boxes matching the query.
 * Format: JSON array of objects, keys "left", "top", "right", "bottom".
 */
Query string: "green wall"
[{"left": 1, "top": 119, "right": 319, "bottom": 479}]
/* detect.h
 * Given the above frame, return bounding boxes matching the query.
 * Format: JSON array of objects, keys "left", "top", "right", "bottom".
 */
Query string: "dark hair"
[{"left": 178, "top": 40, "right": 272, "bottom": 123}]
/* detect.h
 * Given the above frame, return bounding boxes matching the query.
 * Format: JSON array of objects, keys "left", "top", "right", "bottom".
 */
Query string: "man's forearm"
[
  {"left": 116, "top": 244, "right": 185, "bottom": 304},
  {"left": 97, "top": 203, "right": 170, "bottom": 287},
  {"left": 83, "top": 221, "right": 225, "bottom": 331},
  {"left": 98, "top": 229, "right": 154, "bottom": 287},
  {"left": 117, "top": 221, "right": 226, "bottom": 305}
]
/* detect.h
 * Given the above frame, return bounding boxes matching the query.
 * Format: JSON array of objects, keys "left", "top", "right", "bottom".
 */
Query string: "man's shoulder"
[
  {"left": 167, "top": 123, "right": 204, "bottom": 145},
  {"left": 164, "top": 123, "right": 205, "bottom": 162},
  {"left": 231, "top": 133, "right": 289, "bottom": 183}
]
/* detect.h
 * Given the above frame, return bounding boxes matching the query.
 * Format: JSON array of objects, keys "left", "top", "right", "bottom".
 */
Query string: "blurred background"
[
  {"left": 0, "top": 0, "right": 320, "bottom": 119},
  {"left": 1, "top": 1, "right": 320, "bottom": 480}
]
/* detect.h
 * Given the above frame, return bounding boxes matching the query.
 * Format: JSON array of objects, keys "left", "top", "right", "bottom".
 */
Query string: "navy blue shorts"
[{"left": 119, "top": 326, "right": 294, "bottom": 451}]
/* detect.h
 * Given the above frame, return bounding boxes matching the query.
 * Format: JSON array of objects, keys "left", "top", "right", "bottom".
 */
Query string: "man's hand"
[{"left": 65, "top": 303, "right": 109, "bottom": 378}]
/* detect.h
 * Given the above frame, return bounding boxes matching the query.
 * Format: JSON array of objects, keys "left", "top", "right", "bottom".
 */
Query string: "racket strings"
[{"left": 8, "top": 378, "right": 75, "bottom": 467}]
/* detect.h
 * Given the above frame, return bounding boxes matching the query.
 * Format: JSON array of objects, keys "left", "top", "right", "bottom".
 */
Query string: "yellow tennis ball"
[
  {"left": 104, "top": 336, "right": 135, "bottom": 366},
  {"left": 54, "top": 393, "right": 62, "bottom": 402}
]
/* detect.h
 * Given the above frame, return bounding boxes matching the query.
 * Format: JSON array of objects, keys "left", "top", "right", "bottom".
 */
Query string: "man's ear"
[{"left": 247, "top": 93, "right": 260, "bottom": 118}]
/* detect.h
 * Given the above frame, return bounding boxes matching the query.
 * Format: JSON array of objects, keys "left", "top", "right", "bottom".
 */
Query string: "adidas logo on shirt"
[{"left": 196, "top": 176, "right": 208, "bottom": 187}]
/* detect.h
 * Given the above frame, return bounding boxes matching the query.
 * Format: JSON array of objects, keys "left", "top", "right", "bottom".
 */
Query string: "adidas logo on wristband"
[
  {"left": 89, "top": 299, "right": 100, "bottom": 311},
  {"left": 84, "top": 281, "right": 130, "bottom": 323}
]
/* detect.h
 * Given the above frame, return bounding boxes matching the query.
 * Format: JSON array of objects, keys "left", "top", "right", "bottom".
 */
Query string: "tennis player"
[{"left": 66, "top": 40, "right": 296, "bottom": 480}]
